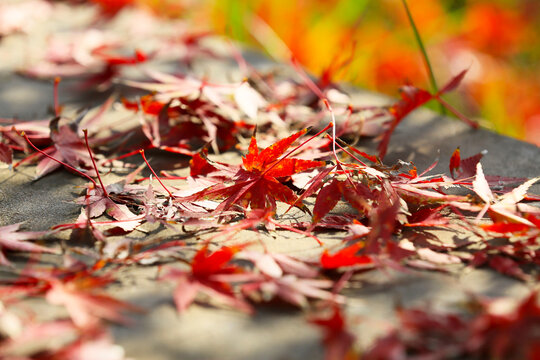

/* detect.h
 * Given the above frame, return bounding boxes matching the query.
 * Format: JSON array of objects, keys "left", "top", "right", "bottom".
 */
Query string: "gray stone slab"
[{"left": 0, "top": 4, "right": 539, "bottom": 360}]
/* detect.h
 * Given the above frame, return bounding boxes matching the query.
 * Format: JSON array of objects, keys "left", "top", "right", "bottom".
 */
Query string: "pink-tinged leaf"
[
  {"left": 270, "top": 276, "right": 339, "bottom": 307},
  {"left": 471, "top": 165, "right": 538, "bottom": 224},
  {"left": 48, "top": 118, "right": 95, "bottom": 175},
  {"left": 487, "top": 184, "right": 539, "bottom": 226},
  {"left": 271, "top": 253, "right": 319, "bottom": 278},
  {"left": 0, "top": 143, "right": 12, "bottom": 164},
  {"left": 71, "top": 210, "right": 141, "bottom": 235},
  {"left": 438, "top": 69, "right": 468, "bottom": 94},
  {"left": 197, "top": 282, "right": 253, "bottom": 314},
  {"left": 239, "top": 251, "right": 283, "bottom": 278},
  {"left": 0, "top": 223, "right": 55, "bottom": 266},
  {"left": 395, "top": 184, "right": 462, "bottom": 205},
  {"left": 35, "top": 147, "right": 62, "bottom": 178},
  {"left": 234, "top": 82, "right": 266, "bottom": 119},
  {"left": 1, "top": 310, "right": 127, "bottom": 359},
  {"left": 344, "top": 220, "right": 371, "bottom": 241},
  {"left": 162, "top": 246, "right": 253, "bottom": 313},
  {"left": 45, "top": 279, "right": 142, "bottom": 328},
  {"left": 0, "top": 319, "right": 78, "bottom": 357},
  {"left": 499, "top": 177, "right": 540, "bottom": 206},
  {"left": 417, "top": 248, "right": 461, "bottom": 265},
  {"left": 77, "top": 187, "right": 139, "bottom": 222},
  {"left": 240, "top": 251, "right": 319, "bottom": 278},
  {"left": 312, "top": 179, "right": 342, "bottom": 225},
  {"left": 54, "top": 326, "right": 127, "bottom": 360},
  {"left": 488, "top": 256, "right": 529, "bottom": 281},
  {"left": 173, "top": 276, "right": 200, "bottom": 313},
  {"left": 473, "top": 163, "right": 494, "bottom": 204},
  {"left": 104, "top": 201, "right": 138, "bottom": 222}
]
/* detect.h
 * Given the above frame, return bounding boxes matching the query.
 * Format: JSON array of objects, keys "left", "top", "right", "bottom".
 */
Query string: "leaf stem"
[
  {"left": 289, "top": 59, "right": 342, "bottom": 165},
  {"left": 21, "top": 131, "right": 98, "bottom": 188},
  {"left": 102, "top": 147, "right": 154, "bottom": 164},
  {"left": 83, "top": 129, "right": 109, "bottom": 198},
  {"left": 13, "top": 145, "right": 55, "bottom": 168},
  {"left": 139, "top": 149, "right": 175, "bottom": 198},
  {"left": 326, "top": 134, "right": 367, "bottom": 166}
]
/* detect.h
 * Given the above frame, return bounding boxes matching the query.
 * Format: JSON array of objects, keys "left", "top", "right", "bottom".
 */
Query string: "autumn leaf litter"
[{"left": 0, "top": 2, "right": 539, "bottom": 359}]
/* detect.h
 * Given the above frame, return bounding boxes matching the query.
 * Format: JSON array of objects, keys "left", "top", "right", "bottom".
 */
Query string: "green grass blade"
[{"left": 401, "top": 0, "right": 440, "bottom": 97}]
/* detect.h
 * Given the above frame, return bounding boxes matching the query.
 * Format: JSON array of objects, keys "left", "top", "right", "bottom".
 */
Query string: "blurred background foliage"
[{"left": 94, "top": 0, "right": 540, "bottom": 146}]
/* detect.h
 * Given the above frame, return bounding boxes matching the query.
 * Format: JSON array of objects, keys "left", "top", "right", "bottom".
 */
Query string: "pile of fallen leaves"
[{"left": 0, "top": 2, "right": 539, "bottom": 359}]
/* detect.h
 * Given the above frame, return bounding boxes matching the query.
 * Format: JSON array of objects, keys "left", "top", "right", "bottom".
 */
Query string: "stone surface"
[{"left": 0, "top": 4, "right": 539, "bottom": 360}]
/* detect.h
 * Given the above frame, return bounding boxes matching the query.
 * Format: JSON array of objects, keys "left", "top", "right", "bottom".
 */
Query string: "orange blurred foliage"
[{"left": 88, "top": 0, "right": 540, "bottom": 146}]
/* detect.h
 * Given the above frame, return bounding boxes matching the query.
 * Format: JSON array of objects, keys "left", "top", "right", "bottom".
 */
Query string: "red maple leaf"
[
  {"left": 2, "top": 262, "right": 141, "bottom": 329},
  {"left": 90, "top": 0, "right": 135, "bottom": 17},
  {"left": 75, "top": 185, "right": 140, "bottom": 223},
  {"left": 45, "top": 275, "right": 142, "bottom": 329},
  {"left": 240, "top": 250, "right": 341, "bottom": 307},
  {"left": 1, "top": 118, "right": 50, "bottom": 155},
  {"left": 472, "top": 162, "right": 540, "bottom": 224},
  {"left": 469, "top": 291, "right": 540, "bottom": 359},
  {"left": 0, "top": 305, "right": 126, "bottom": 360},
  {"left": 364, "top": 306, "right": 470, "bottom": 359},
  {"left": 162, "top": 245, "right": 255, "bottom": 313},
  {"left": 28, "top": 117, "right": 96, "bottom": 179},
  {"left": 311, "top": 177, "right": 373, "bottom": 226},
  {"left": 378, "top": 69, "right": 478, "bottom": 159},
  {"left": 123, "top": 94, "right": 243, "bottom": 155},
  {"left": 365, "top": 292, "right": 540, "bottom": 360},
  {"left": 449, "top": 147, "right": 461, "bottom": 178},
  {"left": 79, "top": 46, "right": 151, "bottom": 90},
  {"left": 448, "top": 146, "right": 487, "bottom": 180},
  {"left": 320, "top": 243, "right": 374, "bottom": 270},
  {"left": 310, "top": 305, "right": 357, "bottom": 360},
  {"left": 183, "top": 128, "right": 325, "bottom": 212}
]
